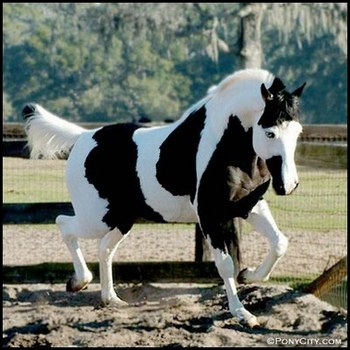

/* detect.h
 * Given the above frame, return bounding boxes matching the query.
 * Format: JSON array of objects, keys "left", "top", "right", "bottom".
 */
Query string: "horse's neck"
[
  {"left": 194, "top": 83, "right": 266, "bottom": 196},
  {"left": 207, "top": 81, "right": 266, "bottom": 133}
]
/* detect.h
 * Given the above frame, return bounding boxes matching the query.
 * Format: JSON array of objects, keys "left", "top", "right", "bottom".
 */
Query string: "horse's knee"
[
  {"left": 274, "top": 234, "right": 288, "bottom": 257},
  {"left": 213, "top": 250, "right": 235, "bottom": 279},
  {"left": 98, "top": 229, "right": 125, "bottom": 262},
  {"left": 56, "top": 215, "right": 79, "bottom": 240},
  {"left": 98, "top": 246, "right": 111, "bottom": 262}
]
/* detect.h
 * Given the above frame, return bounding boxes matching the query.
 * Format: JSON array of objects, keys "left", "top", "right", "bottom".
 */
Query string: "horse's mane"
[
  {"left": 215, "top": 68, "right": 275, "bottom": 94},
  {"left": 175, "top": 69, "right": 275, "bottom": 126}
]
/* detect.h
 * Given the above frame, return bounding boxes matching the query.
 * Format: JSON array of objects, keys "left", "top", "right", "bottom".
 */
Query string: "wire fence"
[{"left": 2, "top": 137, "right": 347, "bottom": 309}]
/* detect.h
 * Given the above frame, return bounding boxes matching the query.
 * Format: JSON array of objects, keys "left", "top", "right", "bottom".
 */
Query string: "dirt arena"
[{"left": 3, "top": 225, "right": 347, "bottom": 347}]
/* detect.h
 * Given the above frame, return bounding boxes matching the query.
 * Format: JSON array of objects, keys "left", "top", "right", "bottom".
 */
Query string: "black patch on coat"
[
  {"left": 156, "top": 106, "right": 206, "bottom": 202},
  {"left": 266, "top": 155, "right": 285, "bottom": 195},
  {"left": 258, "top": 78, "right": 301, "bottom": 128},
  {"left": 197, "top": 116, "right": 271, "bottom": 251},
  {"left": 84, "top": 123, "right": 165, "bottom": 234}
]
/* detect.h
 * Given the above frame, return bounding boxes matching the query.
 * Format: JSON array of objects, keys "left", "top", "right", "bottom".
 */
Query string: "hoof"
[
  {"left": 237, "top": 268, "right": 249, "bottom": 284},
  {"left": 240, "top": 316, "right": 260, "bottom": 329},
  {"left": 66, "top": 277, "right": 90, "bottom": 293},
  {"left": 102, "top": 296, "right": 128, "bottom": 308},
  {"left": 234, "top": 307, "right": 259, "bottom": 329}
]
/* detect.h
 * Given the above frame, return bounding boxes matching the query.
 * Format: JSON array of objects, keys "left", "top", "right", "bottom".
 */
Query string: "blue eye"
[{"left": 265, "top": 131, "right": 275, "bottom": 139}]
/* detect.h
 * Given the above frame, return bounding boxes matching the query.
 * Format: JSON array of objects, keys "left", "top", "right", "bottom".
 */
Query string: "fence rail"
[
  {"left": 3, "top": 122, "right": 348, "bottom": 142},
  {"left": 3, "top": 261, "right": 222, "bottom": 284}
]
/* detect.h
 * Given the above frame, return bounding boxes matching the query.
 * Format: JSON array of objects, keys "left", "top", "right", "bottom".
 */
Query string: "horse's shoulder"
[{"left": 156, "top": 106, "right": 207, "bottom": 200}]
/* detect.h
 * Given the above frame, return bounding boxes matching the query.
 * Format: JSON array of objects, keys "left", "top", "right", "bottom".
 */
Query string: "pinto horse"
[{"left": 23, "top": 68, "right": 305, "bottom": 327}]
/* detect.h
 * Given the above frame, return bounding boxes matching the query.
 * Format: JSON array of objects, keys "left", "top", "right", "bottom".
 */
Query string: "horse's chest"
[
  {"left": 225, "top": 160, "right": 270, "bottom": 202},
  {"left": 198, "top": 161, "right": 270, "bottom": 218},
  {"left": 197, "top": 116, "right": 271, "bottom": 220}
]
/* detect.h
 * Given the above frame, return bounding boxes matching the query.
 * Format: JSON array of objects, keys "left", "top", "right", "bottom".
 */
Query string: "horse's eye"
[{"left": 265, "top": 131, "right": 275, "bottom": 139}]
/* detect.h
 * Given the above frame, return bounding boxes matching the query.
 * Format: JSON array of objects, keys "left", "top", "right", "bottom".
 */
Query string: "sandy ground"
[
  {"left": 3, "top": 224, "right": 348, "bottom": 347},
  {"left": 3, "top": 224, "right": 347, "bottom": 277},
  {"left": 3, "top": 283, "right": 347, "bottom": 347}
]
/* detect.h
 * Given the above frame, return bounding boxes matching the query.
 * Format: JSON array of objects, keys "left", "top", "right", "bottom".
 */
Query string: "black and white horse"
[{"left": 23, "top": 68, "right": 305, "bottom": 327}]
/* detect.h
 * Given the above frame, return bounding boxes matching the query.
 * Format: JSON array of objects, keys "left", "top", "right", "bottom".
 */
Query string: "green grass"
[
  {"left": 269, "top": 275, "right": 317, "bottom": 289},
  {"left": 3, "top": 158, "right": 347, "bottom": 232},
  {"left": 261, "top": 166, "right": 347, "bottom": 232},
  {"left": 3, "top": 157, "right": 70, "bottom": 203}
]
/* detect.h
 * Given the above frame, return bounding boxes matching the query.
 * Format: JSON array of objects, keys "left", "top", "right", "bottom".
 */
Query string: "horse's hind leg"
[
  {"left": 238, "top": 199, "right": 288, "bottom": 284},
  {"left": 56, "top": 215, "right": 93, "bottom": 292},
  {"left": 98, "top": 228, "right": 129, "bottom": 306}
]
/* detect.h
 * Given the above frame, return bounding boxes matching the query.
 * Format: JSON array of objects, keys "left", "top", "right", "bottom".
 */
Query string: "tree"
[
  {"left": 237, "top": 4, "right": 266, "bottom": 68},
  {"left": 205, "top": 3, "right": 347, "bottom": 69},
  {"left": 3, "top": 92, "right": 14, "bottom": 121},
  {"left": 3, "top": 3, "right": 347, "bottom": 123}
]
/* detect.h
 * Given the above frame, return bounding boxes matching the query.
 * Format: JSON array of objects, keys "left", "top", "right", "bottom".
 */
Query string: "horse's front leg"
[
  {"left": 207, "top": 238, "right": 259, "bottom": 328},
  {"left": 237, "top": 198, "right": 288, "bottom": 284}
]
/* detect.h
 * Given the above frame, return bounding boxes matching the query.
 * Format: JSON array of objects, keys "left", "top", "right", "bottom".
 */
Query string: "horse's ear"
[
  {"left": 269, "top": 77, "right": 286, "bottom": 94},
  {"left": 292, "top": 82, "right": 306, "bottom": 97},
  {"left": 261, "top": 83, "right": 273, "bottom": 102}
]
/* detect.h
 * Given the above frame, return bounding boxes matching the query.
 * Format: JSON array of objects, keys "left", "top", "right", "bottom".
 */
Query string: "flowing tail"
[{"left": 22, "top": 103, "right": 86, "bottom": 159}]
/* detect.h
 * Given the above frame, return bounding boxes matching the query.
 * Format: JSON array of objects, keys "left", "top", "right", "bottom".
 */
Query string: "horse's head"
[{"left": 252, "top": 78, "right": 306, "bottom": 195}]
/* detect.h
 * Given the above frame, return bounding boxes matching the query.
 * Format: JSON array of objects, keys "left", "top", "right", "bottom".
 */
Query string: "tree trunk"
[{"left": 239, "top": 5, "right": 264, "bottom": 68}]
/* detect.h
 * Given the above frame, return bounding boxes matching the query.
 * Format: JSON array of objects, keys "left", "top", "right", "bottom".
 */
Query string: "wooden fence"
[{"left": 3, "top": 122, "right": 347, "bottom": 141}]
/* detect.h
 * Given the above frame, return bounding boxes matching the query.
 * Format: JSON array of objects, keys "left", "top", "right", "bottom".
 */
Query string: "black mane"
[{"left": 258, "top": 78, "right": 301, "bottom": 128}]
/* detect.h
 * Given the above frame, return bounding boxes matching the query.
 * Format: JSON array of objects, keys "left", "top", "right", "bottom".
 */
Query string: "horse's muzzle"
[
  {"left": 266, "top": 156, "right": 299, "bottom": 196},
  {"left": 273, "top": 181, "right": 299, "bottom": 196}
]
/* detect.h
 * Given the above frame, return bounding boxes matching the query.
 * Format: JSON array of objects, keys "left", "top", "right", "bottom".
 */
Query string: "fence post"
[
  {"left": 223, "top": 218, "right": 242, "bottom": 278},
  {"left": 195, "top": 224, "right": 211, "bottom": 262}
]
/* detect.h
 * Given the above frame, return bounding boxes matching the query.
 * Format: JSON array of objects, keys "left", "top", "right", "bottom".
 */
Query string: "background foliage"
[{"left": 3, "top": 3, "right": 347, "bottom": 124}]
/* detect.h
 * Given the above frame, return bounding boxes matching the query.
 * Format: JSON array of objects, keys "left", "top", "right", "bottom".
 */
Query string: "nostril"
[
  {"left": 274, "top": 184, "right": 286, "bottom": 195},
  {"left": 294, "top": 182, "right": 299, "bottom": 190}
]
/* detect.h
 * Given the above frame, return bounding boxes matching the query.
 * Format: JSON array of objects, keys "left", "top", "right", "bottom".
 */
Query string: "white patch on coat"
[
  {"left": 133, "top": 125, "right": 198, "bottom": 223},
  {"left": 132, "top": 94, "right": 214, "bottom": 223},
  {"left": 65, "top": 130, "right": 110, "bottom": 238},
  {"left": 253, "top": 120, "right": 302, "bottom": 194}
]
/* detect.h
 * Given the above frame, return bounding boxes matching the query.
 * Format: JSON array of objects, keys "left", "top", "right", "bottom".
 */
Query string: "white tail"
[{"left": 23, "top": 104, "right": 86, "bottom": 159}]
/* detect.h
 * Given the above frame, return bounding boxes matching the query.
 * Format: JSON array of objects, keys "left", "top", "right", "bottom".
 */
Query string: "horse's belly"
[{"left": 148, "top": 195, "right": 197, "bottom": 223}]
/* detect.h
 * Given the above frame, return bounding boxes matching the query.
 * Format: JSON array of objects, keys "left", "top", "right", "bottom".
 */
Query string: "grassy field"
[
  {"left": 3, "top": 157, "right": 347, "bottom": 232},
  {"left": 3, "top": 158, "right": 69, "bottom": 203},
  {"left": 263, "top": 166, "right": 347, "bottom": 232}
]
